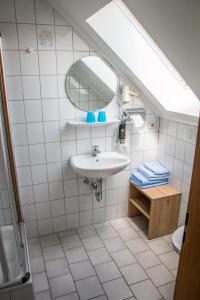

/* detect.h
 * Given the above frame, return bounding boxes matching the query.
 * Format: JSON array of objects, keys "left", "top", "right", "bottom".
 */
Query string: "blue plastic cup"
[
  {"left": 86, "top": 111, "right": 95, "bottom": 123},
  {"left": 97, "top": 111, "right": 106, "bottom": 122}
]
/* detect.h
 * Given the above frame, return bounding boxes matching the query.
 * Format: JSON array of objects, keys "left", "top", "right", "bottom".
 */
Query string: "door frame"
[{"left": 174, "top": 116, "right": 200, "bottom": 299}]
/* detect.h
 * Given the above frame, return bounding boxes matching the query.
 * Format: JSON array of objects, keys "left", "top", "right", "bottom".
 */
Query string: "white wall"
[
  {"left": 0, "top": 0, "right": 158, "bottom": 237},
  {"left": 157, "top": 118, "right": 197, "bottom": 225}
]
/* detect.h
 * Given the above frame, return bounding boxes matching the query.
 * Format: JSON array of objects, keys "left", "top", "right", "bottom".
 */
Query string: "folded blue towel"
[
  {"left": 139, "top": 165, "right": 169, "bottom": 181},
  {"left": 130, "top": 176, "right": 168, "bottom": 189},
  {"left": 130, "top": 171, "right": 168, "bottom": 186},
  {"left": 144, "top": 161, "right": 169, "bottom": 175}
]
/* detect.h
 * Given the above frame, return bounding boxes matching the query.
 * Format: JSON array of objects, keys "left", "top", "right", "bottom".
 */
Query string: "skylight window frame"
[{"left": 86, "top": 0, "right": 200, "bottom": 118}]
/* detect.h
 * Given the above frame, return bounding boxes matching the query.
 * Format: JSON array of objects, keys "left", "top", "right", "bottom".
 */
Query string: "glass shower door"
[{"left": 0, "top": 94, "right": 26, "bottom": 287}]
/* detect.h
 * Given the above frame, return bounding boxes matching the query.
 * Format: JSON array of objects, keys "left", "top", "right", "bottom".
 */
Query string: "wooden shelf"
[
  {"left": 128, "top": 182, "right": 181, "bottom": 239},
  {"left": 129, "top": 197, "right": 150, "bottom": 219}
]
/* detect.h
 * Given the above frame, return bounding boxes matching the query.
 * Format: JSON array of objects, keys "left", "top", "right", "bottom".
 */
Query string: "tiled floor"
[{"left": 28, "top": 216, "right": 179, "bottom": 300}]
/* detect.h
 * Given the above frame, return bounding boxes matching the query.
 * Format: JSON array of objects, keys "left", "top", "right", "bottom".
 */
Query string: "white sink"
[{"left": 70, "top": 151, "right": 130, "bottom": 178}]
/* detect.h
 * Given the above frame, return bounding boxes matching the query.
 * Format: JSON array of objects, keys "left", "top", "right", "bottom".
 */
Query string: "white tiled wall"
[
  {"left": 1, "top": 0, "right": 157, "bottom": 237},
  {"left": 157, "top": 118, "right": 197, "bottom": 225}
]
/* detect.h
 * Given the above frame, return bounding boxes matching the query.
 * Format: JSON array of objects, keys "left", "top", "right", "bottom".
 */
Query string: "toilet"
[{"left": 172, "top": 226, "right": 184, "bottom": 254}]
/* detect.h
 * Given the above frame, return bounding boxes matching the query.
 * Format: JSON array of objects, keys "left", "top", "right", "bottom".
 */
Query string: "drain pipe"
[{"left": 83, "top": 178, "right": 103, "bottom": 202}]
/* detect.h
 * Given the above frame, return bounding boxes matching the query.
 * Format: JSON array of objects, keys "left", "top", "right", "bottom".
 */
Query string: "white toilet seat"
[{"left": 172, "top": 226, "right": 184, "bottom": 254}]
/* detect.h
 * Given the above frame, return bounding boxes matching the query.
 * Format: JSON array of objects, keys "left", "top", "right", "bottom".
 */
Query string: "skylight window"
[{"left": 87, "top": 0, "right": 200, "bottom": 117}]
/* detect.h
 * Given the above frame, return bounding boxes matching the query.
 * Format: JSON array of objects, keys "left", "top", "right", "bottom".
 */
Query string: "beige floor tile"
[
  {"left": 61, "top": 235, "right": 82, "bottom": 250},
  {"left": 158, "top": 281, "right": 175, "bottom": 300},
  {"left": 148, "top": 239, "right": 172, "bottom": 255},
  {"left": 95, "top": 261, "right": 121, "bottom": 283},
  {"left": 135, "top": 250, "right": 161, "bottom": 269},
  {"left": 126, "top": 238, "right": 149, "bottom": 254},
  {"left": 146, "top": 264, "right": 175, "bottom": 286},
  {"left": 40, "top": 233, "right": 60, "bottom": 248},
  {"left": 70, "top": 260, "right": 95, "bottom": 280},
  {"left": 97, "top": 226, "right": 118, "bottom": 240},
  {"left": 82, "top": 236, "right": 104, "bottom": 251},
  {"left": 33, "top": 272, "right": 49, "bottom": 293},
  {"left": 42, "top": 245, "right": 65, "bottom": 262},
  {"left": 130, "top": 279, "right": 162, "bottom": 300},
  {"left": 111, "top": 218, "right": 130, "bottom": 230},
  {"left": 76, "top": 276, "right": 104, "bottom": 300},
  {"left": 159, "top": 251, "right": 179, "bottom": 270},
  {"left": 35, "top": 290, "right": 51, "bottom": 300},
  {"left": 65, "top": 246, "right": 88, "bottom": 264},
  {"left": 120, "top": 263, "right": 148, "bottom": 285},
  {"left": 87, "top": 247, "right": 112, "bottom": 266},
  {"left": 103, "top": 277, "right": 133, "bottom": 300},
  {"left": 45, "top": 257, "right": 70, "bottom": 278},
  {"left": 111, "top": 248, "right": 136, "bottom": 267},
  {"left": 104, "top": 237, "right": 126, "bottom": 252},
  {"left": 118, "top": 227, "right": 138, "bottom": 241},
  {"left": 30, "top": 256, "right": 45, "bottom": 274},
  {"left": 49, "top": 274, "right": 76, "bottom": 298},
  {"left": 78, "top": 225, "right": 97, "bottom": 238}
]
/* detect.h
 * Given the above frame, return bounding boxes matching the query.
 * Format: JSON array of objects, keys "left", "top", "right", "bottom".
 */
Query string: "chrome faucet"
[{"left": 92, "top": 145, "right": 100, "bottom": 156}]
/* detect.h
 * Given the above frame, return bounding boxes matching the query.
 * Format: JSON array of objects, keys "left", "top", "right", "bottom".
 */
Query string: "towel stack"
[{"left": 130, "top": 161, "right": 169, "bottom": 189}]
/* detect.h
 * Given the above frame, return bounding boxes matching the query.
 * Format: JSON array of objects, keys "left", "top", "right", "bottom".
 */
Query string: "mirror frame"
[{"left": 65, "top": 55, "right": 119, "bottom": 112}]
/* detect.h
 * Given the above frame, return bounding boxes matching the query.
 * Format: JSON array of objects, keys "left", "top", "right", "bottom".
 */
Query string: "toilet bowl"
[{"left": 172, "top": 226, "right": 184, "bottom": 254}]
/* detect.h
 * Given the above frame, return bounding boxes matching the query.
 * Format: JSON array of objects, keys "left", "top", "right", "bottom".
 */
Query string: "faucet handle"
[{"left": 92, "top": 145, "right": 99, "bottom": 151}]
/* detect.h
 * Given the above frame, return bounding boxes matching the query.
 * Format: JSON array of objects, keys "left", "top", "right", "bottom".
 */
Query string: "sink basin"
[{"left": 70, "top": 151, "right": 130, "bottom": 178}]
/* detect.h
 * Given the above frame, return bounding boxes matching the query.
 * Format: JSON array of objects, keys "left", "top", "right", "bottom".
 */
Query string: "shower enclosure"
[{"left": 0, "top": 39, "right": 33, "bottom": 298}]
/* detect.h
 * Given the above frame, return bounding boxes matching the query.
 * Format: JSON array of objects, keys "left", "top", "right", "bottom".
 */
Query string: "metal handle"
[{"left": 93, "top": 145, "right": 99, "bottom": 151}]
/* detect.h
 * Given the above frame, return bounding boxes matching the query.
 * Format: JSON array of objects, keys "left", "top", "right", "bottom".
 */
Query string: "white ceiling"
[{"left": 48, "top": 0, "right": 200, "bottom": 123}]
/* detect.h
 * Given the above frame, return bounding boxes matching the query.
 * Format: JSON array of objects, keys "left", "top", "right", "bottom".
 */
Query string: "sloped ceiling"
[
  {"left": 123, "top": 0, "right": 200, "bottom": 106},
  {"left": 48, "top": 0, "right": 200, "bottom": 123}
]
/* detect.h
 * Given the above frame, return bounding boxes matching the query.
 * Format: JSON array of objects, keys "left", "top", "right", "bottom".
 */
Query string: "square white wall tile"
[
  {"left": 49, "top": 181, "right": 64, "bottom": 200},
  {"left": 12, "top": 124, "right": 28, "bottom": 146},
  {"left": 59, "top": 99, "right": 75, "bottom": 120},
  {"left": 1, "top": 23, "right": 18, "bottom": 50},
  {"left": 6, "top": 77, "right": 23, "bottom": 100},
  {"left": 61, "top": 141, "right": 76, "bottom": 161},
  {"left": 55, "top": 26, "right": 73, "bottom": 50},
  {"left": 20, "top": 51, "right": 39, "bottom": 76},
  {"left": 0, "top": 0, "right": 15, "bottom": 22},
  {"left": 9, "top": 102, "right": 25, "bottom": 124},
  {"left": 22, "top": 76, "right": 41, "bottom": 100},
  {"left": 29, "top": 144, "right": 46, "bottom": 165},
  {"left": 31, "top": 164, "right": 47, "bottom": 184},
  {"left": 37, "top": 25, "right": 55, "bottom": 50},
  {"left": 57, "top": 51, "right": 73, "bottom": 75},
  {"left": 15, "top": 0, "right": 35, "bottom": 23},
  {"left": 24, "top": 100, "right": 43, "bottom": 122},
  {"left": 47, "top": 162, "right": 63, "bottom": 182},
  {"left": 45, "top": 142, "right": 61, "bottom": 163},
  {"left": 33, "top": 183, "right": 49, "bottom": 203},
  {"left": 17, "top": 24, "right": 37, "bottom": 50},
  {"left": 35, "top": 0, "right": 54, "bottom": 25},
  {"left": 39, "top": 51, "right": 57, "bottom": 75},
  {"left": 14, "top": 145, "right": 29, "bottom": 167},
  {"left": 27, "top": 122, "right": 44, "bottom": 144},
  {"left": 3, "top": 51, "right": 20, "bottom": 76},
  {"left": 44, "top": 121, "right": 60, "bottom": 142},
  {"left": 40, "top": 77, "right": 58, "bottom": 99}
]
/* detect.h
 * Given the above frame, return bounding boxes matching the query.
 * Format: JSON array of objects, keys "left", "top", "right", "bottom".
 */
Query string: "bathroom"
[{"left": 0, "top": 0, "right": 199, "bottom": 299}]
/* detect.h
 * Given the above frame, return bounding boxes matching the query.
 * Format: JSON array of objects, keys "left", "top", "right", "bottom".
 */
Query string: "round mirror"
[{"left": 65, "top": 56, "right": 117, "bottom": 111}]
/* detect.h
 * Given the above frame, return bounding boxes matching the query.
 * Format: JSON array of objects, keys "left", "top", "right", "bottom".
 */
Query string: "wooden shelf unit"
[{"left": 128, "top": 181, "right": 181, "bottom": 239}]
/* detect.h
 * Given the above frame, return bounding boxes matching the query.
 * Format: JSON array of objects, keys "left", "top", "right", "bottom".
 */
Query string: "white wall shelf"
[{"left": 67, "top": 119, "right": 122, "bottom": 127}]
